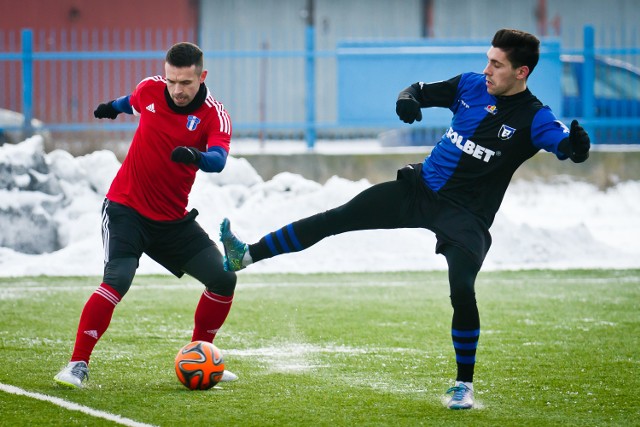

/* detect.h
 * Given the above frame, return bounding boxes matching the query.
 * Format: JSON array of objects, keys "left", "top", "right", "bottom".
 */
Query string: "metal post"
[
  {"left": 304, "top": 0, "right": 316, "bottom": 150},
  {"left": 21, "top": 28, "right": 34, "bottom": 139},
  {"left": 582, "top": 25, "right": 595, "bottom": 141},
  {"left": 259, "top": 40, "right": 269, "bottom": 148}
]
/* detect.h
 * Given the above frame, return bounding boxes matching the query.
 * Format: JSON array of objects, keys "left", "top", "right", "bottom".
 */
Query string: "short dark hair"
[
  {"left": 491, "top": 29, "right": 540, "bottom": 76},
  {"left": 165, "top": 42, "right": 204, "bottom": 72}
]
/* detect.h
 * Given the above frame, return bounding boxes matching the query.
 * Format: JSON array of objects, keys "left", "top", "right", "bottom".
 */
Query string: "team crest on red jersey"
[{"left": 186, "top": 115, "right": 201, "bottom": 131}]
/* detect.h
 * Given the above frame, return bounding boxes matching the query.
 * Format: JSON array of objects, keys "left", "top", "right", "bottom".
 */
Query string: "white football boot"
[
  {"left": 54, "top": 361, "right": 89, "bottom": 389},
  {"left": 219, "top": 369, "right": 238, "bottom": 382},
  {"left": 446, "top": 382, "right": 474, "bottom": 409}
]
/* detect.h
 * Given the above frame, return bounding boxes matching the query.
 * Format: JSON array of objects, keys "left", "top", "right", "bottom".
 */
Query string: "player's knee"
[
  {"left": 449, "top": 278, "right": 476, "bottom": 308},
  {"left": 449, "top": 290, "right": 476, "bottom": 309},
  {"left": 103, "top": 257, "right": 138, "bottom": 297},
  {"left": 205, "top": 270, "right": 237, "bottom": 297}
]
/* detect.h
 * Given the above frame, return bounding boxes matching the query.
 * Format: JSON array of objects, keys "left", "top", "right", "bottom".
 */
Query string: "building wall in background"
[
  {"left": 430, "top": 0, "right": 640, "bottom": 48},
  {"left": 199, "top": 0, "right": 423, "bottom": 130},
  {"left": 1, "top": 0, "right": 639, "bottom": 146},
  {"left": 0, "top": 0, "right": 199, "bottom": 33},
  {"left": 198, "top": 0, "right": 640, "bottom": 130},
  {"left": 0, "top": 0, "right": 199, "bottom": 146}
]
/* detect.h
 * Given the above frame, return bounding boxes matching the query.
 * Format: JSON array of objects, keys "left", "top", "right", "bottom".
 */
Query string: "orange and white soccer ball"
[{"left": 175, "top": 341, "right": 225, "bottom": 390}]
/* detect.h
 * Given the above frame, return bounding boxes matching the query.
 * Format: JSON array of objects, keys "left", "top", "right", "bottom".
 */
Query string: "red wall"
[
  {"left": 0, "top": 0, "right": 199, "bottom": 32},
  {"left": 0, "top": 0, "right": 200, "bottom": 129}
]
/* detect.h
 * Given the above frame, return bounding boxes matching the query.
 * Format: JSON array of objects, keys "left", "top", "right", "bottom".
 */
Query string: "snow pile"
[{"left": 0, "top": 136, "right": 638, "bottom": 276}]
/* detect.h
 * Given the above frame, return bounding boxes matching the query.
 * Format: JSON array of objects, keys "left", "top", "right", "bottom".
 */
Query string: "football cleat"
[
  {"left": 446, "top": 383, "right": 474, "bottom": 409},
  {"left": 219, "top": 369, "right": 238, "bottom": 382},
  {"left": 54, "top": 361, "right": 89, "bottom": 389},
  {"left": 219, "top": 218, "right": 248, "bottom": 272}
]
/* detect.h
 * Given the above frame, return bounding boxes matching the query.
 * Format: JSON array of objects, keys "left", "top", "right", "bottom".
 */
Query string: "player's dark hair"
[
  {"left": 491, "top": 29, "right": 540, "bottom": 77},
  {"left": 165, "top": 42, "right": 204, "bottom": 73}
]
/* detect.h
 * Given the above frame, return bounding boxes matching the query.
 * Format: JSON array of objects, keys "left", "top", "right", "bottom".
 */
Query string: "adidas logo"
[
  {"left": 146, "top": 103, "right": 155, "bottom": 113},
  {"left": 206, "top": 328, "right": 220, "bottom": 335},
  {"left": 84, "top": 330, "right": 98, "bottom": 339}
]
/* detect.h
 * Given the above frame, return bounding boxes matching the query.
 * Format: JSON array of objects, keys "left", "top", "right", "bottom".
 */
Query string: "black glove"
[
  {"left": 569, "top": 119, "right": 590, "bottom": 163},
  {"left": 94, "top": 101, "right": 120, "bottom": 120},
  {"left": 171, "top": 146, "right": 202, "bottom": 165},
  {"left": 396, "top": 90, "right": 422, "bottom": 124}
]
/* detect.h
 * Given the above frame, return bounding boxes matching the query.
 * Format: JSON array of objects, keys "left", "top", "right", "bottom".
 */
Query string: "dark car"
[{"left": 561, "top": 54, "right": 640, "bottom": 143}]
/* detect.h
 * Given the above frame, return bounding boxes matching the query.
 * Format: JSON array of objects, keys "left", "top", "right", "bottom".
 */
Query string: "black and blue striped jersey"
[{"left": 415, "top": 72, "right": 570, "bottom": 227}]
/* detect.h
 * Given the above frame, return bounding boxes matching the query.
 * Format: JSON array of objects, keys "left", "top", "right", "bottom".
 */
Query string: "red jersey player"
[{"left": 54, "top": 42, "right": 238, "bottom": 388}]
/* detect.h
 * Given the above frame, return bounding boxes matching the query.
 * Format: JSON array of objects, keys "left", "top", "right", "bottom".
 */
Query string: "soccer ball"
[{"left": 175, "top": 341, "right": 225, "bottom": 390}]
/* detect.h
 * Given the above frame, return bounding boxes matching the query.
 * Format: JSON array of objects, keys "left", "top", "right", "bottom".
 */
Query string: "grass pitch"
[{"left": 0, "top": 269, "right": 638, "bottom": 426}]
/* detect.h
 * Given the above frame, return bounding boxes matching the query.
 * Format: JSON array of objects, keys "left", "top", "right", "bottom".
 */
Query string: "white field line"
[{"left": 0, "top": 383, "right": 158, "bottom": 427}]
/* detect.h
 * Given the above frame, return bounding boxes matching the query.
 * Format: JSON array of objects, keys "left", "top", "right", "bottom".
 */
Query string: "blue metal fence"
[{"left": 1, "top": 25, "right": 640, "bottom": 147}]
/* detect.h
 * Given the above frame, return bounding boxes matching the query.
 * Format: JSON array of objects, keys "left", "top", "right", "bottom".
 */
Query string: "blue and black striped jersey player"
[{"left": 219, "top": 29, "right": 590, "bottom": 409}]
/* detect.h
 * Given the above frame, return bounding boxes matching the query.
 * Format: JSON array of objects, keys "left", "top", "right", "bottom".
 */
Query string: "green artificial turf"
[{"left": 0, "top": 269, "right": 638, "bottom": 426}]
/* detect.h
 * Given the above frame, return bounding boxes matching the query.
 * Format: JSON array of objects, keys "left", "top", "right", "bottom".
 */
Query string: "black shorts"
[
  {"left": 101, "top": 199, "right": 215, "bottom": 277},
  {"left": 397, "top": 163, "right": 492, "bottom": 266}
]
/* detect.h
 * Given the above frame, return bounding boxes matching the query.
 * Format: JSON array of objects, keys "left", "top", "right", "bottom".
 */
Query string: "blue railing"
[{"left": 2, "top": 26, "right": 640, "bottom": 147}]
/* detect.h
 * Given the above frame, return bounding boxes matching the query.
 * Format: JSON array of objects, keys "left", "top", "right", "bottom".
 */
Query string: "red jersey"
[{"left": 106, "top": 76, "right": 231, "bottom": 221}]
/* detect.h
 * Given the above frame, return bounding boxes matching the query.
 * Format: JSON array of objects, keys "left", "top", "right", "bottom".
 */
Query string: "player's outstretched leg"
[
  {"left": 220, "top": 218, "right": 249, "bottom": 271},
  {"left": 54, "top": 361, "right": 89, "bottom": 389}
]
